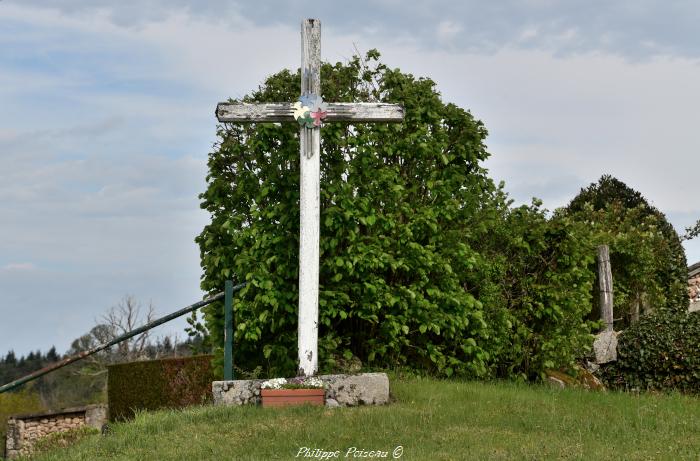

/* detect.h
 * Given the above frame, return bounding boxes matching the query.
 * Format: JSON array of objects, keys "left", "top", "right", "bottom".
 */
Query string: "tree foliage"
[
  {"left": 682, "top": 219, "right": 700, "bottom": 242},
  {"left": 197, "top": 52, "right": 598, "bottom": 380},
  {"left": 476, "top": 200, "right": 597, "bottom": 379},
  {"left": 198, "top": 52, "right": 499, "bottom": 377},
  {"left": 560, "top": 175, "right": 689, "bottom": 324}
]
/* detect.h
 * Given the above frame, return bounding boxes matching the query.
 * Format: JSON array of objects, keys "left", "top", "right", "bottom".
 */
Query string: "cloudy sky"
[{"left": 2, "top": 1, "right": 699, "bottom": 358}]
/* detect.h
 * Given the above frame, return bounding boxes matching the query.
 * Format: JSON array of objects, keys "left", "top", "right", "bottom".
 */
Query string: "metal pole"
[
  {"left": 0, "top": 283, "right": 246, "bottom": 394},
  {"left": 224, "top": 280, "right": 234, "bottom": 381}
]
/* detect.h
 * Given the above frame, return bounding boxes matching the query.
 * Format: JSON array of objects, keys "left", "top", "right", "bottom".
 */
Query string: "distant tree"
[
  {"left": 46, "top": 346, "right": 59, "bottom": 363},
  {"left": 36, "top": 296, "right": 184, "bottom": 408},
  {"left": 4, "top": 351, "right": 16, "bottom": 366},
  {"left": 101, "top": 295, "right": 156, "bottom": 362},
  {"left": 682, "top": 219, "right": 700, "bottom": 242}
]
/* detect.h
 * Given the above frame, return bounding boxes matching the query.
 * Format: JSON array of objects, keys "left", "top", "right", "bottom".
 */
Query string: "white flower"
[
  {"left": 261, "top": 377, "right": 287, "bottom": 389},
  {"left": 304, "top": 377, "right": 324, "bottom": 388},
  {"left": 293, "top": 101, "right": 310, "bottom": 120}
]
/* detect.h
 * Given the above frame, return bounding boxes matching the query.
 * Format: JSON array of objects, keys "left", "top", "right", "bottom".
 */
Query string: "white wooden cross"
[{"left": 216, "top": 19, "right": 404, "bottom": 377}]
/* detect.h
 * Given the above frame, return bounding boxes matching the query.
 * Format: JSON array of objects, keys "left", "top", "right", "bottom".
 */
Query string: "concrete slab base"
[{"left": 212, "top": 372, "right": 389, "bottom": 407}]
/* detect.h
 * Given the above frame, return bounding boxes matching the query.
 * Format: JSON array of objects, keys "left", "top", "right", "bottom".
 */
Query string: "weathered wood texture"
[
  {"left": 216, "top": 102, "right": 404, "bottom": 123},
  {"left": 597, "top": 245, "right": 614, "bottom": 331},
  {"left": 213, "top": 18, "right": 404, "bottom": 378},
  {"left": 298, "top": 18, "right": 321, "bottom": 378}
]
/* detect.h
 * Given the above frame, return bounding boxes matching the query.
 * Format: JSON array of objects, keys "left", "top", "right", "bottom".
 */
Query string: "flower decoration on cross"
[{"left": 294, "top": 94, "right": 328, "bottom": 128}]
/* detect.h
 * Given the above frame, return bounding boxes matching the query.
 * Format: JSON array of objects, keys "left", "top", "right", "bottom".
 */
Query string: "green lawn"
[{"left": 31, "top": 376, "right": 700, "bottom": 460}]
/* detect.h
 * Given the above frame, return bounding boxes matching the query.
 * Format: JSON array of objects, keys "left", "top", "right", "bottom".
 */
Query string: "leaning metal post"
[{"left": 0, "top": 282, "right": 246, "bottom": 394}]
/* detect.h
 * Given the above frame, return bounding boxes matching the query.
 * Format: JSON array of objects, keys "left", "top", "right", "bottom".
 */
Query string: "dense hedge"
[
  {"left": 476, "top": 202, "right": 597, "bottom": 380},
  {"left": 107, "top": 355, "right": 214, "bottom": 421},
  {"left": 601, "top": 312, "right": 700, "bottom": 393},
  {"left": 561, "top": 175, "right": 689, "bottom": 325}
]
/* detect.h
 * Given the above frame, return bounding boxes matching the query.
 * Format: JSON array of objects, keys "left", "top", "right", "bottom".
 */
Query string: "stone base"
[
  {"left": 593, "top": 330, "right": 618, "bottom": 364},
  {"left": 212, "top": 372, "right": 389, "bottom": 407}
]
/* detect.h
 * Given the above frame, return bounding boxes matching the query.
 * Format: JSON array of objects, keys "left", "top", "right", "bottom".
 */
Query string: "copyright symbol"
[{"left": 392, "top": 445, "right": 404, "bottom": 458}]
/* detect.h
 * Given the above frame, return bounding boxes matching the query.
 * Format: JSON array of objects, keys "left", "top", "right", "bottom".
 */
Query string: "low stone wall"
[
  {"left": 5, "top": 404, "right": 107, "bottom": 459},
  {"left": 689, "top": 274, "right": 700, "bottom": 302},
  {"left": 689, "top": 269, "right": 700, "bottom": 312},
  {"left": 212, "top": 373, "right": 390, "bottom": 408}
]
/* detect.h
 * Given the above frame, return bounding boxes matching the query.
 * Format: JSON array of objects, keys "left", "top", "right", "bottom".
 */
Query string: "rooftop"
[{"left": 690, "top": 261, "right": 700, "bottom": 278}]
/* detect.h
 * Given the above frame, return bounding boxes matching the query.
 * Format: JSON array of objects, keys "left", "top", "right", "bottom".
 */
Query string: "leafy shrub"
[
  {"left": 476, "top": 201, "right": 597, "bottom": 379},
  {"left": 107, "top": 355, "right": 214, "bottom": 421},
  {"left": 561, "top": 175, "right": 689, "bottom": 324},
  {"left": 601, "top": 311, "right": 700, "bottom": 393},
  {"left": 198, "top": 51, "right": 500, "bottom": 379},
  {"left": 197, "top": 51, "right": 598, "bottom": 381}
]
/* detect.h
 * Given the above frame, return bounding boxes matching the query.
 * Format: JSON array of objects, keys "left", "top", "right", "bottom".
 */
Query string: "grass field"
[{"left": 30, "top": 376, "right": 700, "bottom": 460}]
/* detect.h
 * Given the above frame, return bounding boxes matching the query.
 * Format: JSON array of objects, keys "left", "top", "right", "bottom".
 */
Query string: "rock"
[
  {"left": 321, "top": 373, "right": 390, "bottom": 406},
  {"left": 576, "top": 367, "right": 606, "bottom": 391},
  {"left": 593, "top": 330, "right": 618, "bottom": 364},
  {"left": 212, "top": 379, "right": 265, "bottom": 406},
  {"left": 583, "top": 360, "right": 600, "bottom": 373},
  {"left": 544, "top": 368, "right": 606, "bottom": 391},
  {"left": 547, "top": 375, "right": 566, "bottom": 389},
  {"left": 325, "top": 398, "right": 340, "bottom": 408}
]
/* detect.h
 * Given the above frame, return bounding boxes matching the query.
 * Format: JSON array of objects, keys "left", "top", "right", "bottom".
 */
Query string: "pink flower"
[{"left": 311, "top": 110, "right": 327, "bottom": 126}]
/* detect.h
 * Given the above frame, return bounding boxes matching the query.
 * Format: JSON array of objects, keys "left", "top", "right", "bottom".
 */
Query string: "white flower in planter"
[{"left": 261, "top": 378, "right": 287, "bottom": 389}]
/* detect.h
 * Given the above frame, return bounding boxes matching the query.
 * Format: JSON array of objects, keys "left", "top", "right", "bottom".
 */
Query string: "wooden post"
[
  {"left": 597, "top": 245, "right": 614, "bottom": 331},
  {"left": 297, "top": 19, "right": 321, "bottom": 377},
  {"left": 630, "top": 293, "right": 640, "bottom": 324}
]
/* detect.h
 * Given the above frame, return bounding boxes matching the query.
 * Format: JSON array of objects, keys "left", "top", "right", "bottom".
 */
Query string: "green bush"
[
  {"left": 601, "top": 311, "right": 700, "bottom": 393},
  {"left": 481, "top": 202, "right": 598, "bottom": 379},
  {"left": 197, "top": 51, "right": 598, "bottom": 381},
  {"left": 198, "top": 51, "right": 500, "bottom": 379},
  {"left": 107, "top": 355, "right": 214, "bottom": 421},
  {"left": 561, "top": 175, "right": 689, "bottom": 324}
]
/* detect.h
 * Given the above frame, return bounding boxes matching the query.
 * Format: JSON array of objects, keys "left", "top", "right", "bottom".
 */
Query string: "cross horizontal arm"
[{"left": 216, "top": 102, "right": 404, "bottom": 123}]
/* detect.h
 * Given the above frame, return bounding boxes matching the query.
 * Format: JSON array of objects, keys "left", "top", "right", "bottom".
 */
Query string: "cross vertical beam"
[
  {"left": 298, "top": 19, "right": 321, "bottom": 376},
  {"left": 214, "top": 18, "right": 403, "bottom": 379}
]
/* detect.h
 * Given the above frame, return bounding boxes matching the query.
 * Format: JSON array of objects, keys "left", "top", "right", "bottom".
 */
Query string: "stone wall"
[
  {"left": 5, "top": 405, "right": 106, "bottom": 459},
  {"left": 689, "top": 263, "right": 700, "bottom": 312},
  {"left": 212, "top": 373, "right": 390, "bottom": 408}
]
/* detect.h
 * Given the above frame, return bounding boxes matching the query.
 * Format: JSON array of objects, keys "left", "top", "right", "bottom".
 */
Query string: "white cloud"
[
  {"left": 436, "top": 20, "right": 462, "bottom": 44},
  {"left": 2, "top": 263, "right": 36, "bottom": 271}
]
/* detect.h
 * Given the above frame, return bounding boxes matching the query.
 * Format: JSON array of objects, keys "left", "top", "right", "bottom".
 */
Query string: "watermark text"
[{"left": 296, "top": 446, "right": 404, "bottom": 459}]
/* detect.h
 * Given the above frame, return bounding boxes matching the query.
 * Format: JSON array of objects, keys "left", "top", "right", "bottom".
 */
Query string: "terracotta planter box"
[{"left": 261, "top": 388, "right": 325, "bottom": 407}]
